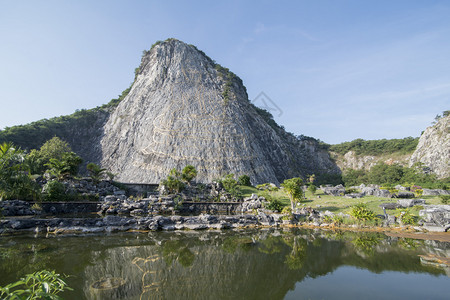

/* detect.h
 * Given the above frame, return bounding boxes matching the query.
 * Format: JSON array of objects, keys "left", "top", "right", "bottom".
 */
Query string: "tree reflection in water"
[{"left": 0, "top": 229, "right": 448, "bottom": 300}]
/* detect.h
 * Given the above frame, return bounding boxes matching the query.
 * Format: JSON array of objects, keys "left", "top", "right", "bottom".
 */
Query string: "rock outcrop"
[
  {"left": 100, "top": 39, "right": 339, "bottom": 184},
  {"left": 409, "top": 115, "right": 450, "bottom": 179}
]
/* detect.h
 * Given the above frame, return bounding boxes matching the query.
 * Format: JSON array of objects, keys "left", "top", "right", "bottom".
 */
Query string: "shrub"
[
  {"left": 43, "top": 180, "right": 66, "bottom": 202},
  {"left": 439, "top": 195, "right": 450, "bottom": 204},
  {"left": 220, "top": 174, "right": 241, "bottom": 198},
  {"left": 86, "top": 163, "right": 106, "bottom": 184},
  {"left": 265, "top": 198, "right": 284, "bottom": 212},
  {"left": 349, "top": 203, "right": 377, "bottom": 221},
  {"left": 281, "top": 206, "right": 292, "bottom": 215},
  {"left": 181, "top": 165, "right": 197, "bottom": 184},
  {"left": 395, "top": 208, "right": 417, "bottom": 225},
  {"left": 332, "top": 215, "right": 344, "bottom": 225},
  {"left": 307, "top": 184, "right": 317, "bottom": 195},
  {"left": 256, "top": 183, "right": 279, "bottom": 191},
  {"left": 238, "top": 175, "right": 251, "bottom": 186},
  {"left": 345, "top": 188, "right": 358, "bottom": 194},
  {"left": 160, "top": 168, "right": 185, "bottom": 194},
  {"left": 0, "top": 270, "right": 71, "bottom": 299}
]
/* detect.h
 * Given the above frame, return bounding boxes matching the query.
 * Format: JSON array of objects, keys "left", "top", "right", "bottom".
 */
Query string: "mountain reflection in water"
[{"left": 0, "top": 229, "right": 449, "bottom": 300}]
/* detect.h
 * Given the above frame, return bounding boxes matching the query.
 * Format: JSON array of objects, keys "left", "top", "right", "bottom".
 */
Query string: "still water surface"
[{"left": 1, "top": 229, "right": 449, "bottom": 299}]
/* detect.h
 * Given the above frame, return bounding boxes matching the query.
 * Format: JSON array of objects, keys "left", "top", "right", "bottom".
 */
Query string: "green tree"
[
  {"left": 281, "top": 177, "right": 304, "bottom": 211},
  {"left": 220, "top": 174, "right": 241, "bottom": 198},
  {"left": 238, "top": 174, "right": 251, "bottom": 186},
  {"left": 45, "top": 152, "right": 82, "bottom": 179},
  {"left": 0, "top": 142, "right": 40, "bottom": 200},
  {"left": 307, "top": 184, "right": 317, "bottom": 195},
  {"left": 181, "top": 165, "right": 197, "bottom": 185},
  {"left": 160, "top": 168, "right": 185, "bottom": 194},
  {"left": 26, "top": 137, "right": 73, "bottom": 174},
  {"left": 86, "top": 163, "right": 107, "bottom": 184}
]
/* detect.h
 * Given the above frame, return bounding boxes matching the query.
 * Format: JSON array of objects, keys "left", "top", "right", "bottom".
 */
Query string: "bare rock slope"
[
  {"left": 409, "top": 115, "right": 450, "bottom": 179},
  {"left": 100, "top": 39, "right": 339, "bottom": 184}
]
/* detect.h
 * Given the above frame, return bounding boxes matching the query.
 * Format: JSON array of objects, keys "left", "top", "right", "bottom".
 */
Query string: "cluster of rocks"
[
  {"left": 98, "top": 195, "right": 176, "bottom": 216},
  {"left": 159, "top": 181, "right": 241, "bottom": 202},
  {"left": 321, "top": 183, "right": 449, "bottom": 199},
  {"left": 238, "top": 194, "right": 268, "bottom": 213},
  {"left": 63, "top": 178, "right": 125, "bottom": 198},
  {"left": 419, "top": 205, "right": 450, "bottom": 232},
  {"left": 0, "top": 213, "right": 275, "bottom": 234},
  {"left": 0, "top": 200, "right": 37, "bottom": 216}
]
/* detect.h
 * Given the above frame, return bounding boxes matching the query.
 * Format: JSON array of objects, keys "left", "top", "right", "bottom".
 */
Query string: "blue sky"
[{"left": 1, "top": 0, "right": 449, "bottom": 144}]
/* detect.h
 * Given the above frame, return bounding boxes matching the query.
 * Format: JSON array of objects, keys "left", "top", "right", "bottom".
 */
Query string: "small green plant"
[
  {"left": 322, "top": 215, "right": 333, "bottom": 223},
  {"left": 344, "top": 188, "right": 358, "bottom": 194},
  {"left": 395, "top": 208, "right": 417, "bottom": 225},
  {"left": 439, "top": 195, "right": 450, "bottom": 204},
  {"left": 281, "top": 206, "right": 292, "bottom": 215},
  {"left": 0, "top": 270, "right": 72, "bottom": 299},
  {"left": 332, "top": 215, "right": 344, "bottom": 226},
  {"left": 265, "top": 198, "right": 284, "bottom": 212},
  {"left": 349, "top": 203, "right": 377, "bottom": 221},
  {"left": 181, "top": 165, "right": 197, "bottom": 185},
  {"left": 31, "top": 203, "right": 42, "bottom": 211},
  {"left": 256, "top": 183, "right": 279, "bottom": 191},
  {"left": 106, "top": 171, "right": 116, "bottom": 181},
  {"left": 86, "top": 163, "right": 106, "bottom": 184},
  {"left": 307, "top": 184, "right": 317, "bottom": 195},
  {"left": 42, "top": 180, "right": 66, "bottom": 202},
  {"left": 238, "top": 175, "right": 251, "bottom": 186},
  {"left": 160, "top": 168, "right": 185, "bottom": 194}
]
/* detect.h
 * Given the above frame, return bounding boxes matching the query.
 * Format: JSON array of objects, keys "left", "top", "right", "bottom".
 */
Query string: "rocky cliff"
[
  {"left": 100, "top": 39, "right": 339, "bottom": 184},
  {"left": 409, "top": 115, "right": 450, "bottom": 179}
]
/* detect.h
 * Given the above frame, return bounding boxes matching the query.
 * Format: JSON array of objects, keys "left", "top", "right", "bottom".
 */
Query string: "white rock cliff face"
[
  {"left": 100, "top": 39, "right": 339, "bottom": 184},
  {"left": 409, "top": 115, "right": 450, "bottom": 179}
]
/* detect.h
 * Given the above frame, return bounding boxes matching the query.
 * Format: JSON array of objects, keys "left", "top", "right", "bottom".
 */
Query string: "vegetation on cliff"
[{"left": 329, "top": 137, "right": 419, "bottom": 156}]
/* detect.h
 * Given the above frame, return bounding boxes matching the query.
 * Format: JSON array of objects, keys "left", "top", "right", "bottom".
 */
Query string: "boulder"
[
  {"left": 419, "top": 205, "right": 450, "bottom": 231},
  {"left": 395, "top": 191, "right": 415, "bottom": 199},
  {"left": 397, "top": 199, "right": 426, "bottom": 208}
]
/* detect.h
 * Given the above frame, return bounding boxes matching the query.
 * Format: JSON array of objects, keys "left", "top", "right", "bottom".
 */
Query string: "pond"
[{"left": 0, "top": 229, "right": 449, "bottom": 299}]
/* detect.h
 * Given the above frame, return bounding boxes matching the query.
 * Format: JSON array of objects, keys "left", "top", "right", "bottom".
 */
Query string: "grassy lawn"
[{"left": 239, "top": 185, "right": 443, "bottom": 216}]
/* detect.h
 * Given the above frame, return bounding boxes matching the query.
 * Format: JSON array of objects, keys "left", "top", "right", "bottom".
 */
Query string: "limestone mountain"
[
  {"left": 409, "top": 114, "right": 450, "bottom": 179},
  {"left": 100, "top": 39, "right": 339, "bottom": 184}
]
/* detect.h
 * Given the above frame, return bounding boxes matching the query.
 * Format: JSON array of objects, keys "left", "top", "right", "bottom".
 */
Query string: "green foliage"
[
  {"left": 162, "top": 240, "right": 195, "bottom": 267},
  {"left": 160, "top": 168, "right": 185, "bottom": 194},
  {"left": 215, "top": 64, "right": 239, "bottom": 104},
  {"left": 395, "top": 208, "right": 417, "bottom": 225},
  {"left": 45, "top": 152, "right": 82, "bottom": 179},
  {"left": 238, "top": 175, "right": 251, "bottom": 186},
  {"left": 106, "top": 171, "right": 116, "bottom": 181},
  {"left": 329, "top": 137, "right": 419, "bottom": 156},
  {"left": 307, "top": 184, "right": 317, "bottom": 195},
  {"left": 341, "top": 162, "right": 448, "bottom": 189},
  {"left": 255, "top": 183, "right": 279, "bottom": 191},
  {"left": 349, "top": 203, "right": 377, "bottom": 221},
  {"left": 281, "top": 177, "right": 304, "bottom": 210},
  {"left": 439, "top": 195, "right": 450, "bottom": 204},
  {"left": 219, "top": 174, "right": 241, "bottom": 198},
  {"left": 181, "top": 165, "right": 197, "bottom": 184},
  {"left": 281, "top": 206, "right": 292, "bottom": 215},
  {"left": 0, "top": 270, "right": 71, "bottom": 300},
  {"left": 266, "top": 198, "right": 284, "bottom": 212},
  {"left": 86, "top": 163, "right": 106, "bottom": 184},
  {"left": 43, "top": 180, "right": 66, "bottom": 202},
  {"left": 0, "top": 142, "right": 40, "bottom": 200}
]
